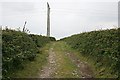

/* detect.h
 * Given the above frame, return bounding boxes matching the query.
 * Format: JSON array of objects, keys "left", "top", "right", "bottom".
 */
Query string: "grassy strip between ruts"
[
  {"left": 10, "top": 43, "right": 51, "bottom": 78},
  {"left": 52, "top": 42, "right": 81, "bottom": 78}
]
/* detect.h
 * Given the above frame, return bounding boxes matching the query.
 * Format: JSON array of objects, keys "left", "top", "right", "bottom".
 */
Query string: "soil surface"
[
  {"left": 39, "top": 46, "right": 57, "bottom": 78},
  {"left": 39, "top": 42, "right": 94, "bottom": 78}
]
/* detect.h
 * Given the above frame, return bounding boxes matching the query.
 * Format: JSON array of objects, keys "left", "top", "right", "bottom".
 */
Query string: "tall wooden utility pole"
[{"left": 47, "top": 2, "right": 50, "bottom": 37}]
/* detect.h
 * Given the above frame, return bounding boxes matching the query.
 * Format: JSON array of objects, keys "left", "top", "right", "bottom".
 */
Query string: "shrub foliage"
[
  {"left": 61, "top": 28, "right": 119, "bottom": 77},
  {"left": 2, "top": 29, "right": 55, "bottom": 78}
]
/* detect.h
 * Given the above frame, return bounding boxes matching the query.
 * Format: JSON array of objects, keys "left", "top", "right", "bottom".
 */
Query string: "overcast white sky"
[{"left": 0, "top": 0, "right": 119, "bottom": 39}]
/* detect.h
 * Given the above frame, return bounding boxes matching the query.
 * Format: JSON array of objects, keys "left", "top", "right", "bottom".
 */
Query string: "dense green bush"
[
  {"left": 61, "top": 28, "right": 119, "bottom": 77},
  {"left": 29, "top": 34, "right": 56, "bottom": 48},
  {"left": 2, "top": 29, "right": 55, "bottom": 78}
]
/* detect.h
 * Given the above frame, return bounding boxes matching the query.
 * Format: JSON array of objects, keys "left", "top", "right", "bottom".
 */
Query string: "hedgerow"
[
  {"left": 61, "top": 28, "right": 119, "bottom": 77},
  {"left": 2, "top": 29, "right": 55, "bottom": 78},
  {"left": 29, "top": 34, "right": 56, "bottom": 48}
]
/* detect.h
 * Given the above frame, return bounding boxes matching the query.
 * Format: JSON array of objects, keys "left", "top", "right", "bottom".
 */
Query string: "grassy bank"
[
  {"left": 61, "top": 28, "right": 119, "bottom": 78},
  {"left": 2, "top": 29, "right": 55, "bottom": 78},
  {"left": 10, "top": 43, "right": 51, "bottom": 78}
]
